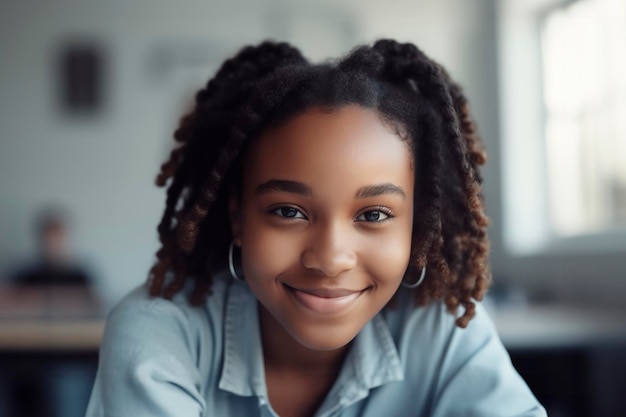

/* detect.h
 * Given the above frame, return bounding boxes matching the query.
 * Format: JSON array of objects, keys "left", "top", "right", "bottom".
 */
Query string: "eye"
[
  {"left": 355, "top": 208, "right": 393, "bottom": 223},
  {"left": 270, "top": 206, "right": 306, "bottom": 219}
]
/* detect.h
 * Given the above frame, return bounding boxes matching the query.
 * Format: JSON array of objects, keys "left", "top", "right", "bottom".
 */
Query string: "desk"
[
  {"left": 491, "top": 304, "right": 626, "bottom": 350},
  {"left": 0, "top": 320, "right": 104, "bottom": 351},
  {"left": 0, "top": 286, "right": 104, "bottom": 417},
  {"left": 489, "top": 304, "right": 626, "bottom": 417},
  {"left": 0, "top": 285, "right": 105, "bottom": 350}
]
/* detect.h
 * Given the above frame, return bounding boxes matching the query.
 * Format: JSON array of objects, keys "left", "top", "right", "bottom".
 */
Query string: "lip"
[{"left": 284, "top": 284, "right": 365, "bottom": 315}]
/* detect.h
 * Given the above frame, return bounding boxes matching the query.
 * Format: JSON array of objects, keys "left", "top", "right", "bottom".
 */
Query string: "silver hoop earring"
[
  {"left": 401, "top": 267, "right": 426, "bottom": 289},
  {"left": 228, "top": 241, "right": 244, "bottom": 282}
]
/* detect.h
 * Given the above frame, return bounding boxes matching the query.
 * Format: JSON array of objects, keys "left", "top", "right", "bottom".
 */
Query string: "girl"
[{"left": 86, "top": 40, "right": 546, "bottom": 417}]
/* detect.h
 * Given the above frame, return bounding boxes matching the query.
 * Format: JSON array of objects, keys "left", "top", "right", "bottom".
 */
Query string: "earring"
[
  {"left": 401, "top": 267, "right": 426, "bottom": 289},
  {"left": 228, "top": 241, "right": 244, "bottom": 282}
]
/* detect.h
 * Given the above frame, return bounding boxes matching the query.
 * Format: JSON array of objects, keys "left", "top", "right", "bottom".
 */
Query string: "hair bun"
[
  {"left": 373, "top": 39, "right": 420, "bottom": 61},
  {"left": 338, "top": 46, "right": 384, "bottom": 77},
  {"left": 215, "top": 41, "right": 307, "bottom": 82},
  {"left": 372, "top": 39, "right": 427, "bottom": 81},
  {"left": 193, "top": 41, "right": 307, "bottom": 107}
]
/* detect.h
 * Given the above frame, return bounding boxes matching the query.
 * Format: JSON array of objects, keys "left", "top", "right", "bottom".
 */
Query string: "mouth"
[{"left": 283, "top": 284, "right": 366, "bottom": 315}]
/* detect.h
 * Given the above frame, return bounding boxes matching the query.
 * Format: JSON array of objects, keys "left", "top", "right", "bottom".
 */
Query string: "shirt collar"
[
  {"left": 218, "top": 281, "right": 267, "bottom": 398},
  {"left": 318, "top": 313, "right": 404, "bottom": 414},
  {"left": 218, "top": 282, "right": 404, "bottom": 407}
]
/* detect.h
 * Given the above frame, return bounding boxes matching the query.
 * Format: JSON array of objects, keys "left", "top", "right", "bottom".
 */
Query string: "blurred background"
[{"left": 0, "top": 0, "right": 624, "bottom": 416}]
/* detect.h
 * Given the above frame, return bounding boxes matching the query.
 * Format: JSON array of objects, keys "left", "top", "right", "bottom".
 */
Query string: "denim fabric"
[{"left": 86, "top": 277, "right": 546, "bottom": 417}]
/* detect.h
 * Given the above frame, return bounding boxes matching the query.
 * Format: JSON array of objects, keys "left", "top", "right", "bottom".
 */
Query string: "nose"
[{"left": 301, "top": 221, "right": 357, "bottom": 277}]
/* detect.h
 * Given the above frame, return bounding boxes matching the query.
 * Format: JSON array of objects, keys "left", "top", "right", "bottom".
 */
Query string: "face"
[
  {"left": 41, "top": 223, "right": 69, "bottom": 262},
  {"left": 230, "top": 105, "right": 414, "bottom": 351}
]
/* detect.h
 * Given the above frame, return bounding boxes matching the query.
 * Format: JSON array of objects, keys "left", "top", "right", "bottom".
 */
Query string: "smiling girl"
[{"left": 86, "top": 40, "right": 546, "bottom": 417}]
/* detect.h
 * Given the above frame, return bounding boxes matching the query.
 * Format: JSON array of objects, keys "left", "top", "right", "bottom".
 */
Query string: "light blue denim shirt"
[{"left": 86, "top": 276, "right": 546, "bottom": 417}]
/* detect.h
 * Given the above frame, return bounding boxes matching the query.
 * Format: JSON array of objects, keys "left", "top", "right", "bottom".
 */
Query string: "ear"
[{"left": 228, "top": 191, "right": 242, "bottom": 247}]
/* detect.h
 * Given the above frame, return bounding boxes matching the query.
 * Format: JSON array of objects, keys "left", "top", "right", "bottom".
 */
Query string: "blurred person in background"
[
  {"left": 13, "top": 209, "right": 93, "bottom": 290},
  {"left": 1, "top": 208, "right": 101, "bottom": 417}
]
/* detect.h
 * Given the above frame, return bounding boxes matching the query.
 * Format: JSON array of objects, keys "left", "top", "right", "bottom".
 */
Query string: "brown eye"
[
  {"left": 356, "top": 209, "right": 392, "bottom": 222},
  {"left": 271, "top": 206, "right": 305, "bottom": 219}
]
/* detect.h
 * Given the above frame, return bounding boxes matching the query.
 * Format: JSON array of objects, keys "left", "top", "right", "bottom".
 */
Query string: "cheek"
[
  {"left": 361, "top": 223, "right": 413, "bottom": 285},
  {"left": 238, "top": 214, "right": 303, "bottom": 281}
]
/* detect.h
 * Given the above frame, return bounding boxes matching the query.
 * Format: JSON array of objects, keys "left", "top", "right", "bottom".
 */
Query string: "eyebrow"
[
  {"left": 255, "top": 179, "right": 406, "bottom": 200},
  {"left": 255, "top": 179, "right": 313, "bottom": 196},
  {"left": 355, "top": 183, "right": 406, "bottom": 199}
]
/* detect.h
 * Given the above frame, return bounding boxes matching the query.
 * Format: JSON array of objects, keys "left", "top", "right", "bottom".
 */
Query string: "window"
[
  {"left": 499, "top": 0, "right": 626, "bottom": 255},
  {"left": 542, "top": 0, "right": 626, "bottom": 237}
]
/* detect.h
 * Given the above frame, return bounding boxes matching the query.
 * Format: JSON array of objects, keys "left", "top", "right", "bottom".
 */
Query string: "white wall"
[{"left": 0, "top": 0, "right": 502, "bottom": 307}]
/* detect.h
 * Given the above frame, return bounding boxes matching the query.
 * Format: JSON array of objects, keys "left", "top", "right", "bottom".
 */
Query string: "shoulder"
[
  {"left": 384, "top": 291, "right": 510, "bottom": 382},
  {"left": 88, "top": 276, "right": 232, "bottom": 416},
  {"left": 103, "top": 276, "right": 230, "bottom": 359},
  {"left": 98, "top": 276, "right": 233, "bottom": 385},
  {"left": 384, "top": 289, "right": 501, "bottom": 349},
  {"left": 383, "top": 291, "right": 546, "bottom": 416}
]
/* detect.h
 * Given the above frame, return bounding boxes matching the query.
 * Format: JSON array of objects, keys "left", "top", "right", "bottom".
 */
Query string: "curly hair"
[{"left": 147, "top": 39, "right": 490, "bottom": 328}]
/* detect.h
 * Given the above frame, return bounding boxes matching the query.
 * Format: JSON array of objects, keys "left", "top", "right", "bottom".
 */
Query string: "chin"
[{"left": 288, "top": 325, "right": 359, "bottom": 352}]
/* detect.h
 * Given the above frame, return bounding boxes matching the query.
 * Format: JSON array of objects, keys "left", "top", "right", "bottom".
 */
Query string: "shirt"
[{"left": 86, "top": 276, "right": 547, "bottom": 417}]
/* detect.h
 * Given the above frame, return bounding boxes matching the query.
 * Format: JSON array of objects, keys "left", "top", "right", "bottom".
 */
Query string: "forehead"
[{"left": 242, "top": 105, "right": 413, "bottom": 192}]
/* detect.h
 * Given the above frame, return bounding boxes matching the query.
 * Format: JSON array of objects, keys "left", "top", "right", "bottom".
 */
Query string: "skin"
[
  {"left": 41, "top": 223, "right": 70, "bottom": 264},
  {"left": 229, "top": 105, "right": 415, "bottom": 417}
]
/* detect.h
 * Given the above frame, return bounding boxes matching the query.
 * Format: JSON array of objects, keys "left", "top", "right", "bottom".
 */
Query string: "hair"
[{"left": 147, "top": 39, "right": 490, "bottom": 328}]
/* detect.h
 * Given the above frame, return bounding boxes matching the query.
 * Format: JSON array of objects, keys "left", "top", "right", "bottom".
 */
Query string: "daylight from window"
[{"left": 542, "top": 0, "right": 626, "bottom": 237}]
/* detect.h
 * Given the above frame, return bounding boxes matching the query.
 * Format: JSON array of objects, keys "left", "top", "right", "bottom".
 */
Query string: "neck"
[{"left": 258, "top": 303, "right": 351, "bottom": 374}]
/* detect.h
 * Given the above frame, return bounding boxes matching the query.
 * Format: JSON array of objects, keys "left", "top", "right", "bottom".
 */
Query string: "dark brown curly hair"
[{"left": 147, "top": 39, "right": 490, "bottom": 328}]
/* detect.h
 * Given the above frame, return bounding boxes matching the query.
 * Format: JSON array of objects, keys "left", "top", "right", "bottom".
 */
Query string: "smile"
[{"left": 284, "top": 284, "right": 365, "bottom": 315}]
